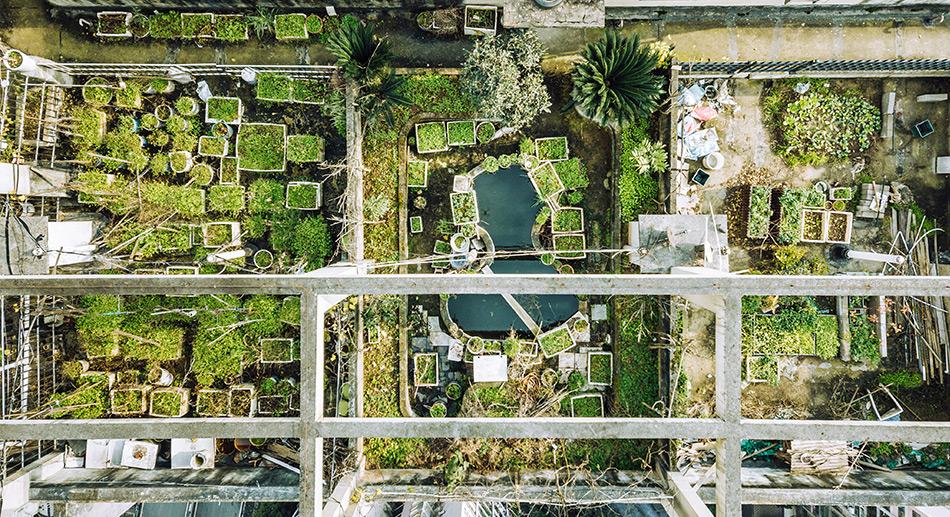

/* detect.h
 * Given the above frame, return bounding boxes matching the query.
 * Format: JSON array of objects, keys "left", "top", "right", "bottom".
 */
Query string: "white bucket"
[{"left": 702, "top": 152, "right": 725, "bottom": 171}]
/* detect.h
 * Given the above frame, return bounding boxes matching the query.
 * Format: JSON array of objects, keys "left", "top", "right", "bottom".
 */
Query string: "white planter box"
[
  {"left": 551, "top": 207, "right": 584, "bottom": 235},
  {"left": 569, "top": 394, "right": 604, "bottom": 417},
  {"left": 204, "top": 96, "right": 243, "bottom": 125},
  {"left": 201, "top": 222, "right": 241, "bottom": 248},
  {"left": 586, "top": 351, "right": 613, "bottom": 386},
  {"left": 260, "top": 337, "right": 296, "bottom": 364},
  {"left": 149, "top": 387, "right": 190, "bottom": 418},
  {"left": 285, "top": 181, "right": 322, "bottom": 210},
  {"left": 463, "top": 6, "right": 497, "bottom": 36},
  {"left": 413, "top": 352, "right": 440, "bottom": 387},
  {"left": 96, "top": 11, "right": 133, "bottom": 38}
]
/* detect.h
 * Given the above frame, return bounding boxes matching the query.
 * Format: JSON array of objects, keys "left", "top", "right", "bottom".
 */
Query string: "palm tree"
[
  {"left": 325, "top": 19, "right": 392, "bottom": 84},
  {"left": 358, "top": 70, "right": 411, "bottom": 129},
  {"left": 570, "top": 31, "right": 664, "bottom": 128}
]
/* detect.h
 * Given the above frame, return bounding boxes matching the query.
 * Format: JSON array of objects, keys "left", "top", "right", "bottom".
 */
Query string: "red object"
[{"left": 692, "top": 105, "right": 718, "bottom": 122}]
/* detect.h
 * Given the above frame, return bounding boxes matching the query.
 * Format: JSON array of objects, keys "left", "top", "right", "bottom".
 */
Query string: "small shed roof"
[{"left": 472, "top": 355, "right": 508, "bottom": 383}]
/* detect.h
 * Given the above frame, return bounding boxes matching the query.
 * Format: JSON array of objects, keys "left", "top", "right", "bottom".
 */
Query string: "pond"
[
  {"left": 474, "top": 164, "right": 540, "bottom": 249},
  {"left": 447, "top": 259, "right": 578, "bottom": 335}
]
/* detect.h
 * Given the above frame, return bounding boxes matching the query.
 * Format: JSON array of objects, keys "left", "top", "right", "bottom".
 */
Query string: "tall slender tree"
[{"left": 570, "top": 32, "right": 664, "bottom": 128}]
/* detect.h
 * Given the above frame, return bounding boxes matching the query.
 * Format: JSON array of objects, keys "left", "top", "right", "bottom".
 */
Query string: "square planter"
[
  {"left": 528, "top": 162, "right": 565, "bottom": 201},
  {"left": 570, "top": 394, "right": 604, "bottom": 417},
  {"left": 415, "top": 121, "right": 448, "bottom": 154},
  {"left": 413, "top": 353, "right": 439, "bottom": 387},
  {"left": 463, "top": 6, "right": 497, "bottom": 36},
  {"left": 236, "top": 123, "right": 287, "bottom": 172},
  {"left": 96, "top": 11, "right": 132, "bottom": 38},
  {"left": 257, "top": 395, "right": 291, "bottom": 416},
  {"left": 291, "top": 79, "right": 329, "bottom": 105},
  {"left": 410, "top": 216, "right": 423, "bottom": 234},
  {"left": 285, "top": 181, "right": 322, "bottom": 210},
  {"left": 260, "top": 337, "right": 297, "bottom": 364},
  {"left": 553, "top": 233, "right": 586, "bottom": 260},
  {"left": 829, "top": 186, "right": 853, "bottom": 201},
  {"left": 149, "top": 388, "right": 190, "bottom": 418},
  {"left": 538, "top": 325, "right": 576, "bottom": 358},
  {"left": 552, "top": 207, "right": 584, "bottom": 234},
  {"left": 535, "top": 136, "right": 569, "bottom": 162},
  {"left": 408, "top": 161, "right": 429, "bottom": 188},
  {"left": 800, "top": 209, "right": 828, "bottom": 243},
  {"left": 452, "top": 174, "right": 472, "bottom": 192},
  {"left": 274, "top": 13, "right": 309, "bottom": 40},
  {"left": 826, "top": 211, "right": 853, "bottom": 244},
  {"left": 195, "top": 389, "right": 229, "bottom": 417},
  {"left": 181, "top": 13, "right": 214, "bottom": 39},
  {"left": 202, "top": 222, "right": 241, "bottom": 248},
  {"left": 587, "top": 351, "right": 613, "bottom": 386},
  {"left": 213, "top": 14, "right": 249, "bottom": 42},
  {"left": 228, "top": 385, "right": 257, "bottom": 417},
  {"left": 450, "top": 191, "right": 479, "bottom": 225},
  {"left": 198, "top": 136, "right": 228, "bottom": 157},
  {"left": 110, "top": 385, "right": 150, "bottom": 416},
  {"left": 446, "top": 120, "right": 477, "bottom": 147},
  {"left": 256, "top": 73, "right": 294, "bottom": 103},
  {"left": 165, "top": 265, "right": 199, "bottom": 275},
  {"left": 205, "top": 96, "right": 242, "bottom": 125}
]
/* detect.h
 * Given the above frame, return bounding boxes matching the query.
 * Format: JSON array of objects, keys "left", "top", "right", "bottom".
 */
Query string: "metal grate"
[{"left": 680, "top": 59, "right": 950, "bottom": 78}]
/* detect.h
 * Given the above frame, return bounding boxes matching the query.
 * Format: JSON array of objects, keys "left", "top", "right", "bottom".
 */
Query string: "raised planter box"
[
  {"left": 570, "top": 394, "right": 604, "bottom": 417},
  {"left": 181, "top": 13, "right": 214, "bottom": 39},
  {"left": 110, "top": 385, "right": 149, "bottom": 416},
  {"left": 165, "top": 265, "right": 199, "bottom": 275},
  {"left": 528, "top": 162, "right": 565, "bottom": 202},
  {"left": 415, "top": 121, "right": 448, "bottom": 154},
  {"left": 202, "top": 222, "right": 240, "bottom": 248},
  {"left": 450, "top": 191, "right": 479, "bottom": 225},
  {"left": 408, "top": 161, "right": 429, "bottom": 188},
  {"left": 204, "top": 96, "right": 242, "bottom": 125},
  {"left": 747, "top": 186, "right": 772, "bottom": 239},
  {"left": 447, "top": 120, "right": 477, "bottom": 147},
  {"left": 410, "top": 216, "right": 423, "bottom": 234},
  {"left": 149, "top": 387, "right": 190, "bottom": 418},
  {"left": 829, "top": 186, "right": 853, "bottom": 201},
  {"left": 826, "top": 210, "right": 853, "bottom": 244},
  {"left": 274, "top": 13, "right": 309, "bottom": 41},
  {"left": 800, "top": 209, "right": 828, "bottom": 243},
  {"left": 745, "top": 355, "right": 776, "bottom": 384},
  {"left": 236, "top": 123, "right": 287, "bottom": 172},
  {"left": 256, "top": 73, "right": 293, "bottom": 103},
  {"left": 96, "top": 11, "right": 132, "bottom": 38},
  {"left": 538, "top": 325, "right": 576, "bottom": 358},
  {"left": 260, "top": 337, "right": 296, "bottom": 364},
  {"left": 535, "top": 136, "right": 569, "bottom": 162},
  {"left": 413, "top": 352, "right": 439, "bottom": 387},
  {"left": 213, "top": 14, "right": 249, "bottom": 42},
  {"left": 552, "top": 207, "right": 584, "bottom": 234},
  {"left": 219, "top": 157, "right": 239, "bottom": 185},
  {"left": 285, "top": 181, "right": 322, "bottom": 210},
  {"left": 553, "top": 233, "right": 586, "bottom": 260},
  {"left": 587, "top": 351, "right": 613, "bottom": 386},
  {"left": 463, "top": 6, "right": 497, "bottom": 36},
  {"left": 198, "top": 136, "right": 228, "bottom": 158},
  {"left": 228, "top": 385, "right": 256, "bottom": 417},
  {"left": 195, "top": 389, "right": 229, "bottom": 417}
]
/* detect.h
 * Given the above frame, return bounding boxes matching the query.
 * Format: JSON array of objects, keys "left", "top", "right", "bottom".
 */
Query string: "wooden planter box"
[
  {"left": 228, "top": 385, "right": 256, "bottom": 417},
  {"left": 826, "top": 211, "right": 853, "bottom": 244},
  {"left": 800, "top": 209, "right": 828, "bottom": 243}
]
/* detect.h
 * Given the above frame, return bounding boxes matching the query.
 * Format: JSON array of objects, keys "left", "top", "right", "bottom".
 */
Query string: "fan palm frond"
[{"left": 326, "top": 19, "right": 392, "bottom": 84}]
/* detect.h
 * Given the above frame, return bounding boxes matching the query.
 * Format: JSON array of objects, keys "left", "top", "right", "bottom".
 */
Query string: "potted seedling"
[
  {"left": 306, "top": 14, "right": 323, "bottom": 36},
  {"left": 219, "top": 157, "right": 239, "bottom": 184},
  {"left": 429, "top": 402, "right": 447, "bottom": 418},
  {"left": 196, "top": 389, "right": 229, "bottom": 417},
  {"left": 260, "top": 337, "right": 296, "bottom": 364},
  {"left": 587, "top": 351, "right": 613, "bottom": 386},
  {"left": 446, "top": 382, "right": 462, "bottom": 401},
  {"left": 149, "top": 387, "right": 190, "bottom": 417},
  {"left": 285, "top": 181, "right": 322, "bottom": 210},
  {"left": 466, "top": 337, "right": 485, "bottom": 355},
  {"left": 175, "top": 96, "right": 200, "bottom": 117},
  {"left": 168, "top": 151, "right": 193, "bottom": 173},
  {"left": 82, "top": 77, "right": 114, "bottom": 106},
  {"left": 413, "top": 353, "right": 439, "bottom": 387},
  {"left": 202, "top": 222, "right": 240, "bottom": 248},
  {"left": 140, "top": 113, "right": 161, "bottom": 131},
  {"left": 228, "top": 384, "right": 256, "bottom": 417},
  {"left": 830, "top": 186, "right": 853, "bottom": 201},
  {"left": 253, "top": 249, "right": 274, "bottom": 269},
  {"left": 110, "top": 385, "right": 149, "bottom": 416},
  {"left": 96, "top": 11, "right": 133, "bottom": 38},
  {"left": 415, "top": 121, "right": 448, "bottom": 154},
  {"left": 154, "top": 103, "right": 174, "bottom": 122},
  {"left": 189, "top": 163, "right": 214, "bottom": 186},
  {"left": 541, "top": 368, "right": 559, "bottom": 388},
  {"left": 145, "top": 78, "right": 175, "bottom": 95},
  {"left": 129, "top": 14, "right": 150, "bottom": 38},
  {"left": 147, "top": 366, "right": 173, "bottom": 386}
]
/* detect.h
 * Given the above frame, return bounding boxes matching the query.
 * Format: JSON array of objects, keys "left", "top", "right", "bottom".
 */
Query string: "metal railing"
[{"left": 679, "top": 58, "right": 950, "bottom": 78}]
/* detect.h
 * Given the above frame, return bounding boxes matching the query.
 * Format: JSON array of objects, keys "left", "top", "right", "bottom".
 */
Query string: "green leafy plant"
[
  {"left": 181, "top": 13, "right": 213, "bottom": 38},
  {"left": 777, "top": 188, "right": 826, "bottom": 244},
  {"left": 553, "top": 208, "right": 583, "bottom": 233},
  {"left": 205, "top": 96, "right": 241, "bottom": 123},
  {"left": 208, "top": 185, "right": 246, "bottom": 216},
  {"left": 879, "top": 370, "right": 923, "bottom": 390},
  {"left": 198, "top": 136, "right": 227, "bottom": 157},
  {"left": 409, "top": 216, "right": 423, "bottom": 233},
  {"left": 445, "top": 382, "right": 462, "bottom": 400},
  {"left": 476, "top": 122, "right": 495, "bottom": 144},
  {"left": 291, "top": 79, "right": 329, "bottom": 104},
  {"left": 618, "top": 122, "right": 659, "bottom": 222},
  {"left": 538, "top": 326, "right": 574, "bottom": 357},
  {"left": 588, "top": 353, "right": 612, "bottom": 385},
  {"left": 48, "top": 375, "right": 109, "bottom": 419},
  {"left": 554, "top": 234, "right": 585, "bottom": 259},
  {"left": 279, "top": 297, "right": 301, "bottom": 326},
  {"left": 256, "top": 73, "right": 293, "bottom": 102},
  {"left": 214, "top": 15, "right": 248, "bottom": 42},
  {"left": 274, "top": 13, "right": 308, "bottom": 40},
  {"left": 326, "top": 18, "right": 391, "bottom": 84},
  {"left": 306, "top": 14, "right": 323, "bottom": 36},
  {"left": 149, "top": 11, "right": 182, "bottom": 39},
  {"left": 450, "top": 191, "right": 478, "bottom": 225},
  {"left": 481, "top": 155, "right": 499, "bottom": 173},
  {"left": 413, "top": 353, "right": 438, "bottom": 386},
  {"left": 111, "top": 387, "right": 146, "bottom": 415},
  {"left": 570, "top": 394, "right": 604, "bottom": 417},
  {"left": 150, "top": 389, "right": 187, "bottom": 417},
  {"left": 248, "top": 178, "right": 285, "bottom": 214},
  {"left": 82, "top": 77, "right": 113, "bottom": 106},
  {"left": 553, "top": 158, "right": 587, "bottom": 191},
  {"left": 747, "top": 186, "right": 772, "bottom": 238},
  {"left": 429, "top": 402, "right": 447, "bottom": 418},
  {"left": 114, "top": 81, "right": 142, "bottom": 109},
  {"left": 528, "top": 162, "right": 563, "bottom": 200},
  {"left": 286, "top": 183, "right": 320, "bottom": 209},
  {"left": 415, "top": 122, "right": 447, "bottom": 153},
  {"left": 570, "top": 31, "right": 664, "bottom": 128},
  {"left": 286, "top": 135, "right": 325, "bottom": 163},
  {"left": 535, "top": 137, "right": 568, "bottom": 161},
  {"left": 236, "top": 124, "right": 286, "bottom": 172},
  {"left": 447, "top": 120, "right": 476, "bottom": 146},
  {"left": 407, "top": 161, "right": 428, "bottom": 188}
]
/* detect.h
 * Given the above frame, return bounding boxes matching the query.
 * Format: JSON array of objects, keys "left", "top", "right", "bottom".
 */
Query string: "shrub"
[
  {"left": 287, "top": 135, "right": 325, "bottom": 163},
  {"left": 571, "top": 31, "right": 663, "bottom": 127},
  {"left": 553, "top": 158, "right": 587, "bottom": 191},
  {"left": 69, "top": 106, "right": 106, "bottom": 149},
  {"left": 290, "top": 216, "right": 333, "bottom": 269},
  {"left": 208, "top": 185, "right": 246, "bottom": 216},
  {"left": 535, "top": 137, "right": 568, "bottom": 161},
  {"left": 257, "top": 73, "right": 293, "bottom": 102},
  {"left": 237, "top": 124, "right": 286, "bottom": 171},
  {"left": 244, "top": 295, "right": 284, "bottom": 338},
  {"left": 326, "top": 18, "right": 391, "bottom": 84},
  {"left": 461, "top": 30, "right": 550, "bottom": 131}
]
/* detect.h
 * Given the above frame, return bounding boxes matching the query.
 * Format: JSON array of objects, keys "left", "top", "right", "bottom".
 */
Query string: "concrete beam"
[
  {"left": 299, "top": 290, "right": 322, "bottom": 517},
  {"left": 358, "top": 484, "right": 670, "bottom": 505},
  {"left": 741, "top": 419, "right": 950, "bottom": 443},
  {"left": 0, "top": 274, "right": 945, "bottom": 297},
  {"left": 0, "top": 418, "right": 299, "bottom": 440},
  {"left": 29, "top": 467, "right": 298, "bottom": 503},
  {"left": 667, "top": 472, "right": 713, "bottom": 517},
  {"left": 715, "top": 296, "right": 742, "bottom": 423},
  {"left": 714, "top": 438, "right": 741, "bottom": 517}
]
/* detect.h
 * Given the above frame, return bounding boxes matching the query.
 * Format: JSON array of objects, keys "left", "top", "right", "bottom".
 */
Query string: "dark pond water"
[
  {"left": 474, "top": 165, "right": 541, "bottom": 249},
  {"left": 448, "top": 259, "right": 578, "bottom": 334}
]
